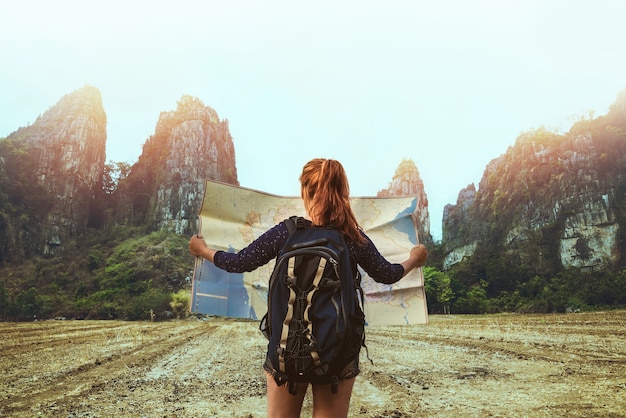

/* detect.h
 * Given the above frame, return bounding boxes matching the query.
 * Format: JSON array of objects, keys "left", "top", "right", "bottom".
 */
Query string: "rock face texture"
[
  {"left": 3, "top": 82, "right": 625, "bottom": 291},
  {"left": 442, "top": 89, "right": 626, "bottom": 274},
  {"left": 2, "top": 86, "right": 107, "bottom": 257},
  {"left": 442, "top": 184, "right": 477, "bottom": 269},
  {"left": 116, "top": 95, "right": 238, "bottom": 235},
  {"left": 0, "top": 89, "right": 238, "bottom": 261},
  {"left": 377, "top": 159, "right": 432, "bottom": 246}
]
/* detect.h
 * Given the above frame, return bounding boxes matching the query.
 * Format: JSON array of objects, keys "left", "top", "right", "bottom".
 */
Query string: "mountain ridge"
[{"left": 1, "top": 85, "right": 624, "bottom": 319}]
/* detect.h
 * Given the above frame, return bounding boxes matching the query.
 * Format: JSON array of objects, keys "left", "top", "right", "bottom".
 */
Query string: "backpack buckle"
[{"left": 295, "top": 216, "right": 307, "bottom": 229}]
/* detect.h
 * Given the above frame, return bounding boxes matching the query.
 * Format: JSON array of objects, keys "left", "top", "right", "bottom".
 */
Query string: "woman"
[{"left": 189, "top": 158, "right": 428, "bottom": 418}]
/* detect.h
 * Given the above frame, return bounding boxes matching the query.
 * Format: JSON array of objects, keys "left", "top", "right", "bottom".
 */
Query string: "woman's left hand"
[{"left": 410, "top": 244, "right": 428, "bottom": 268}]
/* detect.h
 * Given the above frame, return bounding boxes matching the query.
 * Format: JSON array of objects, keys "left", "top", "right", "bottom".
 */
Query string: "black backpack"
[{"left": 260, "top": 216, "right": 366, "bottom": 394}]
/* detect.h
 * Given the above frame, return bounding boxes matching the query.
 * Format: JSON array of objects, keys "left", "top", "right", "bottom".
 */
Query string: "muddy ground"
[{"left": 1, "top": 311, "right": 625, "bottom": 417}]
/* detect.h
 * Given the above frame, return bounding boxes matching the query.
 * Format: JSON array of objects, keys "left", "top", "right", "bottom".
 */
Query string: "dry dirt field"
[{"left": 1, "top": 311, "right": 625, "bottom": 417}]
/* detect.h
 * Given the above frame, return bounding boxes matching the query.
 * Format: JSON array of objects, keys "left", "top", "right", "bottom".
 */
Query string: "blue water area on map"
[
  {"left": 192, "top": 249, "right": 255, "bottom": 319},
  {"left": 393, "top": 198, "right": 418, "bottom": 245}
]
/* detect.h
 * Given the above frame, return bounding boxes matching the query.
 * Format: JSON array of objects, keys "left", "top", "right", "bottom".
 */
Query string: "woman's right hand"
[{"left": 189, "top": 234, "right": 217, "bottom": 262}]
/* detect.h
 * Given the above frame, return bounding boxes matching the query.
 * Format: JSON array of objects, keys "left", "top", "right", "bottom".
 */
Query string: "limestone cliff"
[
  {"left": 442, "top": 184, "right": 476, "bottom": 268},
  {"left": 1, "top": 86, "right": 106, "bottom": 258},
  {"left": 442, "top": 89, "right": 626, "bottom": 276},
  {"left": 116, "top": 95, "right": 238, "bottom": 235},
  {"left": 377, "top": 159, "right": 432, "bottom": 246}
]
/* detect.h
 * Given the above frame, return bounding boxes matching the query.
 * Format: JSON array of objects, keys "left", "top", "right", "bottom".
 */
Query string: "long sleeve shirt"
[{"left": 213, "top": 219, "right": 405, "bottom": 284}]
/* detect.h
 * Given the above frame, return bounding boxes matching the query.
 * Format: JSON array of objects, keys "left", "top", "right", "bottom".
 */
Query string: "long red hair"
[{"left": 300, "top": 158, "right": 365, "bottom": 244}]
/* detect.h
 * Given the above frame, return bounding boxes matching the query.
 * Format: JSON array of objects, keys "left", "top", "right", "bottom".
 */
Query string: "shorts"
[{"left": 263, "top": 355, "right": 361, "bottom": 384}]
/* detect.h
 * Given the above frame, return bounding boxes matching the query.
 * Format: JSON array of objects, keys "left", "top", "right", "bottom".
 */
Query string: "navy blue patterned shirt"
[{"left": 213, "top": 219, "right": 405, "bottom": 284}]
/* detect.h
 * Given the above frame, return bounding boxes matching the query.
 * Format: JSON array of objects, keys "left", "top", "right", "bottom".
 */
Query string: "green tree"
[
  {"left": 11, "top": 287, "right": 48, "bottom": 320},
  {"left": 170, "top": 289, "right": 190, "bottom": 319},
  {"left": 102, "top": 161, "right": 131, "bottom": 195},
  {"left": 455, "top": 280, "right": 488, "bottom": 314},
  {"left": 424, "top": 267, "right": 453, "bottom": 314}
]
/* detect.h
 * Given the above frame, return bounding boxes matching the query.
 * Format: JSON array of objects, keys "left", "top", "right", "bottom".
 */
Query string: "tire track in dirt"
[
  {"left": 54, "top": 319, "right": 269, "bottom": 417},
  {"left": 2, "top": 313, "right": 625, "bottom": 417},
  {"left": 1, "top": 321, "right": 211, "bottom": 416},
  {"left": 360, "top": 327, "right": 546, "bottom": 416},
  {"left": 0, "top": 322, "right": 142, "bottom": 358},
  {"left": 371, "top": 317, "right": 626, "bottom": 365},
  {"left": 359, "top": 317, "right": 626, "bottom": 417}
]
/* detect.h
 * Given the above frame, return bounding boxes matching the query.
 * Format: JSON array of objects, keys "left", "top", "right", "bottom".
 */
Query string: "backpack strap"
[{"left": 285, "top": 216, "right": 307, "bottom": 235}]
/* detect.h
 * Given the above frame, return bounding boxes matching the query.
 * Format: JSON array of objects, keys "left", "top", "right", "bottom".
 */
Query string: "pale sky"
[{"left": 1, "top": 0, "right": 625, "bottom": 240}]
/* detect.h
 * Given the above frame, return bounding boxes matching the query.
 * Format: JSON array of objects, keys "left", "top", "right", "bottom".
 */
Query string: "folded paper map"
[{"left": 191, "top": 180, "right": 428, "bottom": 325}]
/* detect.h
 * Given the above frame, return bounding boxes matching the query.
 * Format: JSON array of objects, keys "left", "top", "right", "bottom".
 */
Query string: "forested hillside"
[
  {"left": 1, "top": 87, "right": 625, "bottom": 320},
  {"left": 0, "top": 88, "right": 237, "bottom": 321},
  {"left": 433, "top": 89, "right": 626, "bottom": 314}
]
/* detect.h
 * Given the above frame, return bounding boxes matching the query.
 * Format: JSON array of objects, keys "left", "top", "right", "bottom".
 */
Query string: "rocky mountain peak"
[
  {"left": 377, "top": 158, "right": 431, "bottom": 244},
  {"left": 5, "top": 85, "right": 107, "bottom": 256},
  {"left": 442, "top": 90, "right": 626, "bottom": 275},
  {"left": 117, "top": 95, "right": 238, "bottom": 234}
]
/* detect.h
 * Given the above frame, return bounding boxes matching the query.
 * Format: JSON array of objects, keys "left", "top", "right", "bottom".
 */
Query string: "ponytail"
[{"left": 300, "top": 159, "right": 365, "bottom": 244}]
